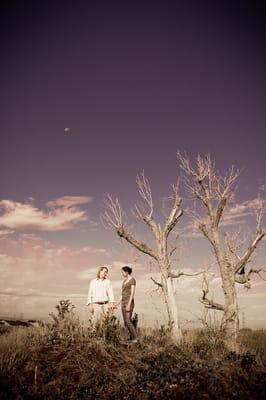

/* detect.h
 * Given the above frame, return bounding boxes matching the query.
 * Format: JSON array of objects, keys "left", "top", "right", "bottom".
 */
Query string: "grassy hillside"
[{"left": 0, "top": 311, "right": 265, "bottom": 400}]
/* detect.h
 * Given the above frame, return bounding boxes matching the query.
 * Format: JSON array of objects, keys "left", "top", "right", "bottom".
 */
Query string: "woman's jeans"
[{"left": 121, "top": 300, "right": 137, "bottom": 340}]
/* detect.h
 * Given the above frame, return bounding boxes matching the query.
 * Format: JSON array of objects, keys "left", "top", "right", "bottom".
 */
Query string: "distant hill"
[{"left": 0, "top": 318, "right": 41, "bottom": 327}]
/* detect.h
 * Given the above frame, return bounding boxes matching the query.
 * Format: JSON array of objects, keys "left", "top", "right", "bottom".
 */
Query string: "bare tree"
[
  {"left": 177, "top": 152, "right": 266, "bottom": 351},
  {"left": 102, "top": 172, "right": 188, "bottom": 340}
]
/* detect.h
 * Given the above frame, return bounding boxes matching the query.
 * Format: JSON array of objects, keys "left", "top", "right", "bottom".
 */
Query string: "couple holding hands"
[{"left": 87, "top": 265, "right": 138, "bottom": 343}]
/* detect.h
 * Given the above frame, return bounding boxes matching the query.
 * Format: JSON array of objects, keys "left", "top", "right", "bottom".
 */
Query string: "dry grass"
[{"left": 0, "top": 310, "right": 265, "bottom": 400}]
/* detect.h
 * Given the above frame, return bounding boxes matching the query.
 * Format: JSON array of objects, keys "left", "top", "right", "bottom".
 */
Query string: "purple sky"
[{"left": 0, "top": 1, "right": 265, "bottom": 326}]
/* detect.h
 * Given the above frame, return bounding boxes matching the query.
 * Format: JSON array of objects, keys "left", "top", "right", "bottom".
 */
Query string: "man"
[{"left": 87, "top": 266, "right": 115, "bottom": 322}]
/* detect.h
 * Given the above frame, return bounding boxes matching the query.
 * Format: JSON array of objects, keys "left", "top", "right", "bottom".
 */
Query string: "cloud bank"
[{"left": 0, "top": 196, "right": 92, "bottom": 231}]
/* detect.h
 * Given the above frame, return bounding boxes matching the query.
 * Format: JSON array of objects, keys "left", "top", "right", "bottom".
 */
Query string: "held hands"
[
  {"left": 113, "top": 301, "right": 130, "bottom": 312},
  {"left": 89, "top": 303, "right": 119, "bottom": 312},
  {"left": 113, "top": 301, "right": 121, "bottom": 309}
]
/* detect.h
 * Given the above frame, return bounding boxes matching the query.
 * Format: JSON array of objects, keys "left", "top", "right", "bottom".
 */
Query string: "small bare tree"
[
  {"left": 102, "top": 172, "right": 187, "bottom": 340},
  {"left": 177, "top": 152, "right": 265, "bottom": 351}
]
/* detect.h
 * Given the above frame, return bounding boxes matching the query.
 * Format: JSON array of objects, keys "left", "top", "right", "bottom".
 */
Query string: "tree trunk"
[
  {"left": 165, "top": 278, "right": 182, "bottom": 341},
  {"left": 163, "top": 275, "right": 182, "bottom": 340},
  {"left": 214, "top": 234, "right": 239, "bottom": 352},
  {"left": 147, "top": 226, "right": 182, "bottom": 341},
  {"left": 222, "top": 268, "right": 239, "bottom": 352}
]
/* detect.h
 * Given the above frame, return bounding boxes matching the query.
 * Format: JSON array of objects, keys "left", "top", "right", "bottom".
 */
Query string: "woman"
[{"left": 116, "top": 266, "right": 137, "bottom": 343}]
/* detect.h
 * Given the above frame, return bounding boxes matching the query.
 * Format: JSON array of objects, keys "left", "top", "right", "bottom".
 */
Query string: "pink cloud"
[
  {"left": 0, "top": 198, "right": 89, "bottom": 231},
  {"left": 0, "top": 233, "right": 110, "bottom": 272},
  {"left": 47, "top": 196, "right": 93, "bottom": 207},
  {"left": 222, "top": 198, "right": 265, "bottom": 225},
  {"left": 0, "top": 229, "right": 14, "bottom": 236}
]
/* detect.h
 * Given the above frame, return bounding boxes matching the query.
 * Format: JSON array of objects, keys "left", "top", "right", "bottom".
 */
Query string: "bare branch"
[
  {"left": 150, "top": 276, "right": 163, "bottom": 288},
  {"left": 248, "top": 266, "right": 266, "bottom": 281},
  {"left": 178, "top": 151, "right": 240, "bottom": 207},
  {"left": 102, "top": 194, "right": 124, "bottom": 229},
  {"left": 234, "top": 273, "right": 250, "bottom": 287},
  {"left": 136, "top": 171, "right": 153, "bottom": 219},
  {"left": 199, "top": 275, "right": 224, "bottom": 311},
  {"left": 216, "top": 166, "right": 240, "bottom": 198},
  {"left": 102, "top": 193, "right": 158, "bottom": 260},
  {"left": 177, "top": 150, "right": 199, "bottom": 180},
  {"left": 130, "top": 171, "right": 162, "bottom": 239},
  {"left": 251, "top": 196, "right": 266, "bottom": 230},
  {"left": 225, "top": 230, "right": 244, "bottom": 261},
  {"left": 168, "top": 269, "right": 205, "bottom": 279},
  {"left": 234, "top": 230, "right": 265, "bottom": 273},
  {"left": 178, "top": 152, "right": 217, "bottom": 214},
  {"left": 214, "top": 196, "right": 227, "bottom": 228},
  {"left": 163, "top": 183, "right": 183, "bottom": 238},
  {"left": 116, "top": 226, "right": 157, "bottom": 260},
  {"left": 232, "top": 197, "right": 265, "bottom": 279},
  {"left": 200, "top": 296, "right": 224, "bottom": 311},
  {"left": 199, "top": 223, "right": 213, "bottom": 244},
  {"left": 169, "top": 245, "right": 177, "bottom": 256}
]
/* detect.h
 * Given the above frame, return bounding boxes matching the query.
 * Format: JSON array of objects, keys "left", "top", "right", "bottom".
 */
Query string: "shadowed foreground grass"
[{"left": 0, "top": 312, "right": 265, "bottom": 400}]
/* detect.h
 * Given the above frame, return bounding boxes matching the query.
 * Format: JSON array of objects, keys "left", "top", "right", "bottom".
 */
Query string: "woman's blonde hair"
[{"left": 97, "top": 266, "right": 109, "bottom": 278}]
